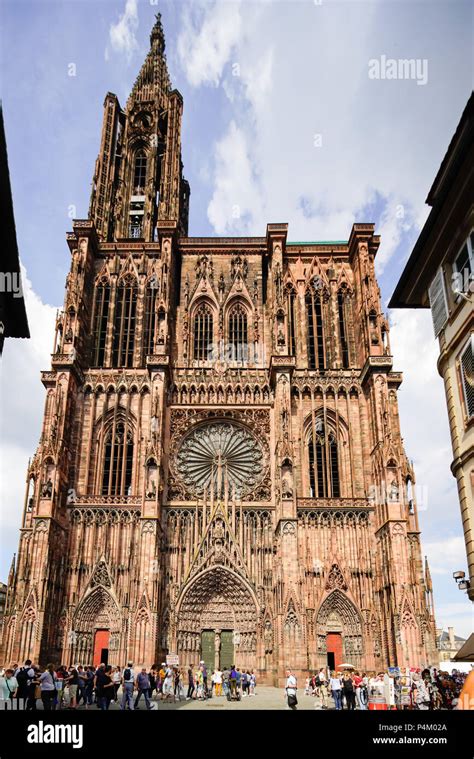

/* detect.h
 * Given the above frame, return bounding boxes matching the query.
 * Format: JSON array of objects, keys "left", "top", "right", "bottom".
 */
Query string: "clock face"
[{"left": 175, "top": 421, "right": 264, "bottom": 498}]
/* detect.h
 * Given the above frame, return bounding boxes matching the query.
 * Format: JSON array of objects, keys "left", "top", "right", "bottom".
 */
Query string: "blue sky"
[{"left": 0, "top": 0, "right": 473, "bottom": 638}]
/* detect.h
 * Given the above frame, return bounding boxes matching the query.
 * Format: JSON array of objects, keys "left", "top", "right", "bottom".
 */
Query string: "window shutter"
[
  {"left": 428, "top": 267, "right": 449, "bottom": 337},
  {"left": 460, "top": 336, "right": 474, "bottom": 419}
]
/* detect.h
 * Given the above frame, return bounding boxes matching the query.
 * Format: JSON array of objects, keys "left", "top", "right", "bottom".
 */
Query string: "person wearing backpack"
[
  {"left": 120, "top": 662, "right": 135, "bottom": 710},
  {"left": 15, "top": 660, "right": 36, "bottom": 710}
]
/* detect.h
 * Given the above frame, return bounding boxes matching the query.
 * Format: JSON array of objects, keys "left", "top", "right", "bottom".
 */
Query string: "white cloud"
[
  {"left": 207, "top": 120, "right": 264, "bottom": 234},
  {"left": 423, "top": 537, "right": 468, "bottom": 576},
  {"left": 177, "top": 0, "right": 242, "bottom": 87},
  {"left": 177, "top": 0, "right": 469, "bottom": 255},
  {"left": 0, "top": 267, "right": 57, "bottom": 579},
  {"left": 107, "top": 0, "right": 139, "bottom": 62},
  {"left": 433, "top": 601, "right": 474, "bottom": 641}
]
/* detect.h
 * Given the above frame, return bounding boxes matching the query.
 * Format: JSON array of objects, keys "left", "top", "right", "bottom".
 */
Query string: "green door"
[
  {"left": 201, "top": 630, "right": 215, "bottom": 675},
  {"left": 220, "top": 630, "right": 234, "bottom": 670}
]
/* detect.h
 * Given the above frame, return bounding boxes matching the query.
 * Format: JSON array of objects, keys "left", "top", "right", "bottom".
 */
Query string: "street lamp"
[{"left": 453, "top": 570, "right": 471, "bottom": 592}]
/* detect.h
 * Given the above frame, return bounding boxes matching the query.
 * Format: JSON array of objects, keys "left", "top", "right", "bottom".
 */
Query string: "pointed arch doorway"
[
  {"left": 316, "top": 590, "right": 363, "bottom": 669},
  {"left": 176, "top": 566, "right": 258, "bottom": 671}
]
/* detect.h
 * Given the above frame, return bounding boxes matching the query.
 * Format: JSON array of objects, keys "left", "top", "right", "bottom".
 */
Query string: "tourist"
[
  {"left": 121, "top": 662, "right": 135, "bottom": 710},
  {"left": 317, "top": 668, "right": 328, "bottom": 708},
  {"left": 84, "top": 666, "right": 95, "bottom": 707},
  {"left": 241, "top": 669, "right": 248, "bottom": 696},
  {"left": 353, "top": 671, "right": 366, "bottom": 710},
  {"left": 285, "top": 668, "right": 298, "bottom": 710},
  {"left": 200, "top": 661, "right": 208, "bottom": 698},
  {"left": 162, "top": 665, "right": 173, "bottom": 701},
  {"left": 342, "top": 672, "right": 356, "bottom": 710},
  {"left": 214, "top": 668, "right": 223, "bottom": 696},
  {"left": 249, "top": 670, "right": 256, "bottom": 696},
  {"left": 95, "top": 665, "right": 114, "bottom": 710},
  {"left": 229, "top": 665, "right": 237, "bottom": 698},
  {"left": 112, "top": 666, "right": 122, "bottom": 702},
  {"left": 134, "top": 667, "right": 155, "bottom": 710},
  {"left": 1, "top": 668, "right": 18, "bottom": 702},
  {"left": 196, "top": 666, "right": 204, "bottom": 699},
  {"left": 149, "top": 665, "right": 157, "bottom": 700},
  {"left": 38, "top": 663, "right": 56, "bottom": 711},
  {"left": 156, "top": 663, "right": 165, "bottom": 697},
  {"left": 174, "top": 667, "right": 181, "bottom": 700},
  {"left": 235, "top": 667, "right": 242, "bottom": 696},
  {"left": 222, "top": 667, "right": 230, "bottom": 698},
  {"left": 66, "top": 666, "right": 80, "bottom": 709},
  {"left": 15, "top": 659, "right": 36, "bottom": 710},
  {"left": 186, "top": 663, "right": 195, "bottom": 700},
  {"left": 329, "top": 670, "right": 343, "bottom": 710}
]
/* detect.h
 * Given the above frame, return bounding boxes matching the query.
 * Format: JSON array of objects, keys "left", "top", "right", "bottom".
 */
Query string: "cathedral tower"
[{"left": 1, "top": 15, "right": 437, "bottom": 681}]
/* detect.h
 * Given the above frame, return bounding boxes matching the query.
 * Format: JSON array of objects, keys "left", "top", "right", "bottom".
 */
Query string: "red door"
[
  {"left": 93, "top": 629, "right": 110, "bottom": 667},
  {"left": 326, "top": 633, "right": 343, "bottom": 670}
]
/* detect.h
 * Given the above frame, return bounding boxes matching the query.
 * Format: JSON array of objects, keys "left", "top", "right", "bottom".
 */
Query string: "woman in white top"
[
  {"left": 112, "top": 667, "right": 122, "bottom": 702},
  {"left": 285, "top": 669, "right": 298, "bottom": 710},
  {"left": 214, "top": 669, "right": 223, "bottom": 696},
  {"left": 329, "top": 671, "right": 342, "bottom": 710}
]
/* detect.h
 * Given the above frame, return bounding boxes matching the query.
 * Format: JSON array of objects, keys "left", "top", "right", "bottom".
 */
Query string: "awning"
[{"left": 453, "top": 634, "right": 474, "bottom": 662}]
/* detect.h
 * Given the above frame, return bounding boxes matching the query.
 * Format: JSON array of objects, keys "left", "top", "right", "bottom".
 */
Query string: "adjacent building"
[
  {"left": 390, "top": 93, "right": 474, "bottom": 602},
  {"left": 0, "top": 104, "right": 30, "bottom": 353},
  {"left": 436, "top": 626, "right": 466, "bottom": 663},
  {"left": 1, "top": 15, "right": 437, "bottom": 681}
]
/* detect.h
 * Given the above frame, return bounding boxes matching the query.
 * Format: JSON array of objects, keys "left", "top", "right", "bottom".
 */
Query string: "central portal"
[
  {"left": 200, "top": 629, "right": 234, "bottom": 673},
  {"left": 176, "top": 567, "right": 258, "bottom": 670}
]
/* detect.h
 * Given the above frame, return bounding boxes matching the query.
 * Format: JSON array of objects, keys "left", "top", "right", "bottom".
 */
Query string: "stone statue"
[{"left": 41, "top": 479, "right": 53, "bottom": 498}]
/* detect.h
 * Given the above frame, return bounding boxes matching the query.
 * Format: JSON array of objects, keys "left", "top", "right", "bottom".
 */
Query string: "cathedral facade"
[{"left": 1, "top": 16, "right": 437, "bottom": 683}]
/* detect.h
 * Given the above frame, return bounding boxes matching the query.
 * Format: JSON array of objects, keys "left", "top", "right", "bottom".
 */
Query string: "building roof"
[
  {"left": 453, "top": 634, "right": 474, "bottom": 662},
  {"left": 0, "top": 103, "right": 30, "bottom": 347},
  {"left": 437, "top": 629, "right": 466, "bottom": 645},
  {"left": 389, "top": 92, "right": 474, "bottom": 308}
]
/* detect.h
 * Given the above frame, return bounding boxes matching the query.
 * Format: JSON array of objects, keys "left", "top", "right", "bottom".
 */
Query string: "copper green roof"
[{"left": 286, "top": 240, "right": 347, "bottom": 245}]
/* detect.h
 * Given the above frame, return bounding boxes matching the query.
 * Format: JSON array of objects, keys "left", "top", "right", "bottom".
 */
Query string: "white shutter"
[
  {"left": 428, "top": 267, "right": 449, "bottom": 337},
  {"left": 460, "top": 336, "right": 474, "bottom": 419}
]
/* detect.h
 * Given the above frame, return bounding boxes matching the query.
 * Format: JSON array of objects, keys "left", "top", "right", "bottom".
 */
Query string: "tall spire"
[
  {"left": 150, "top": 12, "right": 165, "bottom": 54},
  {"left": 127, "top": 12, "right": 171, "bottom": 107}
]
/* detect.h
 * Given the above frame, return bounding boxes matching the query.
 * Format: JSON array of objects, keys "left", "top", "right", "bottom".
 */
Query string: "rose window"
[{"left": 175, "top": 422, "right": 264, "bottom": 498}]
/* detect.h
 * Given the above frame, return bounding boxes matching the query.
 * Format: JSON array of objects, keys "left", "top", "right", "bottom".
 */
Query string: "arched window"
[
  {"left": 308, "top": 419, "right": 340, "bottom": 498},
  {"left": 133, "top": 149, "right": 147, "bottom": 194},
  {"left": 143, "top": 280, "right": 158, "bottom": 358},
  {"left": 287, "top": 288, "right": 296, "bottom": 356},
  {"left": 102, "top": 421, "right": 134, "bottom": 495},
  {"left": 228, "top": 303, "right": 248, "bottom": 362},
  {"left": 306, "top": 289, "right": 325, "bottom": 369},
  {"left": 338, "top": 290, "right": 349, "bottom": 368},
  {"left": 113, "top": 276, "right": 137, "bottom": 368},
  {"left": 92, "top": 280, "right": 110, "bottom": 367},
  {"left": 193, "top": 303, "right": 213, "bottom": 361}
]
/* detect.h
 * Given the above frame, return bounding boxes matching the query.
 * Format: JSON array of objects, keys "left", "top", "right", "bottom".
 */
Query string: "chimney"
[{"left": 448, "top": 627, "right": 455, "bottom": 648}]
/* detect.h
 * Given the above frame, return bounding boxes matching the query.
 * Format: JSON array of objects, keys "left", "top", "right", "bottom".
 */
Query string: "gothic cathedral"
[{"left": 1, "top": 16, "right": 437, "bottom": 682}]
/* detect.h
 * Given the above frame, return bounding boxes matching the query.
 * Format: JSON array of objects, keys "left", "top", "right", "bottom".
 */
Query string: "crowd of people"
[
  {"left": 1, "top": 659, "right": 472, "bottom": 711},
  {"left": 0, "top": 659, "right": 258, "bottom": 710},
  {"left": 284, "top": 666, "right": 474, "bottom": 710}
]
